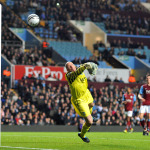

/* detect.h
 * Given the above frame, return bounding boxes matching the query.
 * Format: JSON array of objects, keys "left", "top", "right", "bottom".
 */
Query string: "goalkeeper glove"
[
  {"left": 84, "top": 62, "right": 92, "bottom": 69},
  {"left": 87, "top": 62, "right": 98, "bottom": 76}
]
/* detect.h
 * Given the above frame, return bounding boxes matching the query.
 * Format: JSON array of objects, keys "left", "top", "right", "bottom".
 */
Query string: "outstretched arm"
[{"left": 66, "top": 65, "right": 86, "bottom": 83}]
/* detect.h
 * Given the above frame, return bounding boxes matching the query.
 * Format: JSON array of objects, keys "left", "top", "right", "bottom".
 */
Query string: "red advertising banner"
[{"left": 15, "top": 65, "right": 67, "bottom": 81}]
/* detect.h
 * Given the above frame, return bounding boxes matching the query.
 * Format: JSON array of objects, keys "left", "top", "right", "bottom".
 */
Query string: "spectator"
[
  {"left": 17, "top": 96, "right": 23, "bottom": 106},
  {"left": 42, "top": 39, "right": 49, "bottom": 50},
  {"left": 37, "top": 74, "right": 45, "bottom": 80},
  {"left": 93, "top": 41, "right": 100, "bottom": 50},
  {"left": 72, "top": 57, "right": 78, "bottom": 64},
  {"left": 119, "top": 77, "right": 124, "bottom": 83},
  {"left": 141, "top": 51, "right": 147, "bottom": 59},
  {"left": 98, "top": 53, "right": 103, "bottom": 61},
  {"left": 114, "top": 77, "right": 120, "bottom": 82},
  {"left": 82, "top": 57, "right": 87, "bottom": 64},
  {"left": 3, "top": 66, "right": 11, "bottom": 86},
  {"left": 104, "top": 75, "right": 111, "bottom": 82},
  {"left": 128, "top": 74, "right": 136, "bottom": 83}
]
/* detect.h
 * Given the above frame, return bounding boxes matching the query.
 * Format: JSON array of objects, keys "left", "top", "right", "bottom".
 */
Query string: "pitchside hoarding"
[
  {"left": 84, "top": 69, "right": 130, "bottom": 83},
  {"left": 15, "top": 65, "right": 66, "bottom": 81},
  {"left": 14, "top": 65, "right": 129, "bottom": 83}
]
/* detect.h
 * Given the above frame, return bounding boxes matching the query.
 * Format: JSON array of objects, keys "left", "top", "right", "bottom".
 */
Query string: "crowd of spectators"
[
  {"left": 94, "top": 39, "right": 146, "bottom": 50},
  {"left": 93, "top": 40, "right": 149, "bottom": 61},
  {"left": 1, "top": 79, "right": 142, "bottom": 127},
  {"left": 9, "top": 0, "right": 150, "bottom": 38},
  {"left": 105, "top": 13, "right": 150, "bottom": 35},
  {"left": 2, "top": 26, "right": 20, "bottom": 42},
  {"left": 2, "top": 45, "right": 56, "bottom": 66},
  {"left": 2, "top": 5, "right": 24, "bottom": 48},
  {"left": 118, "top": 48, "right": 147, "bottom": 60},
  {"left": 12, "top": 0, "right": 146, "bottom": 22},
  {"left": 53, "top": 21, "right": 80, "bottom": 41},
  {"left": 110, "top": 38, "right": 146, "bottom": 49},
  {"left": 2, "top": 5, "right": 26, "bottom": 28},
  {"left": 72, "top": 56, "right": 99, "bottom": 66},
  {"left": 13, "top": 0, "right": 112, "bottom": 21},
  {"left": 116, "top": 0, "right": 145, "bottom": 12}
]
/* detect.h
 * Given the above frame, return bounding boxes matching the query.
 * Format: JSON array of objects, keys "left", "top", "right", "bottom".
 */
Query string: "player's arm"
[
  {"left": 66, "top": 63, "right": 91, "bottom": 83},
  {"left": 67, "top": 63, "right": 92, "bottom": 78},
  {"left": 138, "top": 86, "right": 145, "bottom": 102},
  {"left": 122, "top": 94, "right": 127, "bottom": 104},
  {"left": 133, "top": 94, "right": 137, "bottom": 107}
]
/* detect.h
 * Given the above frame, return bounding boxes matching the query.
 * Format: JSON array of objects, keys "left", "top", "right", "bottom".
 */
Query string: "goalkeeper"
[{"left": 65, "top": 62, "right": 98, "bottom": 143}]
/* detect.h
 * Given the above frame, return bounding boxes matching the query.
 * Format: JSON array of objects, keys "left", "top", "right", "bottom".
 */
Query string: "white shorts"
[
  {"left": 139, "top": 105, "right": 150, "bottom": 114},
  {"left": 125, "top": 111, "right": 133, "bottom": 117}
]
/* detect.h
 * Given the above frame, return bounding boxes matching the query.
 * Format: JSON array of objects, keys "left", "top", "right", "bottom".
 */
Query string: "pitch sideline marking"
[
  {"left": 2, "top": 135, "right": 150, "bottom": 141},
  {"left": 98, "top": 138, "right": 150, "bottom": 141},
  {"left": 0, "top": 146, "right": 58, "bottom": 150}
]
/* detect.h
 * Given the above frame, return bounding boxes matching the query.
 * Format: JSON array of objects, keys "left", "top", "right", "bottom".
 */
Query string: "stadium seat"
[{"left": 49, "top": 41, "right": 92, "bottom": 61}]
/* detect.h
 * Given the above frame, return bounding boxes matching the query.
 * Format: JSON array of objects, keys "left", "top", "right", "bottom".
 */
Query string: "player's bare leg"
[
  {"left": 78, "top": 114, "right": 93, "bottom": 143},
  {"left": 88, "top": 102, "right": 94, "bottom": 113},
  {"left": 88, "top": 102, "right": 98, "bottom": 122},
  {"left": 139, "top": 113, "right": 147, "bottom": 135}
]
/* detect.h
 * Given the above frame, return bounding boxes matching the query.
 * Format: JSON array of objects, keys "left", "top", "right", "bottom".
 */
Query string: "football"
[{"left": 27, "top": 14, "right": 40, "bottom": 27}]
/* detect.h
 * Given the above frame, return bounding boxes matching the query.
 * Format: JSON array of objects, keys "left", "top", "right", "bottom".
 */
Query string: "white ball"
[{"left": 27, "top": 14, "right": 40, "bottom": 27}]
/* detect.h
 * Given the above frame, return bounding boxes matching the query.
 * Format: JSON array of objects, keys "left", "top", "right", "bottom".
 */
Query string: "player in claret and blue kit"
[
  {"left": 122, "top": 87, "right": 136, "bottom": 133},
  {"left": 138, "top": 75, "right": 150, "bottom": 136}
]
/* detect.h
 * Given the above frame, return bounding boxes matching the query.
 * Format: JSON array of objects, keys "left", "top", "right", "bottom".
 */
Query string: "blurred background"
[{"left": 1, "top": 0, "right": 150, "bottom": 130}]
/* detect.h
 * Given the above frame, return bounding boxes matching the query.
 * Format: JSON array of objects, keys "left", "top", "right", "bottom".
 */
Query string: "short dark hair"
[{"left": 146, "top": 74, "right": 150, "bottom": 78}]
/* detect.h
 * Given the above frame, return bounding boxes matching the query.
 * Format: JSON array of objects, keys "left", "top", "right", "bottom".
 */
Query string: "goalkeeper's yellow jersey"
[{"left": 65, "top": 65, "right": 88, "bottom": 99}]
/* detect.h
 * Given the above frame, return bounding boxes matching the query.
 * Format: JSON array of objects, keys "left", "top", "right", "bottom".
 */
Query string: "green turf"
[{"left": 1, "top": 132, "right": 150, "bottom": 150}]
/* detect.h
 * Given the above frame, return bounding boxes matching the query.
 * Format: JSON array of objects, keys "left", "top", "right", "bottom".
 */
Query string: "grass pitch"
[{"left": 1, "top": 132, "right": 150, "bottom": 150}]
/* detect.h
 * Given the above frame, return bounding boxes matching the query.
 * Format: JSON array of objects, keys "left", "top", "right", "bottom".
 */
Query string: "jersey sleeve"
[
  {"left": 139, "top": 86, "right": 144, "bottom": 95},
  {"left": 66, "top": 65, "right": 86, "bottom": 84},
  {"left": 133, "top": 94, "right": 136, "bottom": 102},
  {"left": 122, "top": 94, "right": 125, "bottom": 101}
]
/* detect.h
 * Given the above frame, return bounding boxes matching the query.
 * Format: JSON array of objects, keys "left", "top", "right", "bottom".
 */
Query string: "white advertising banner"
[{"left": 84, "top": 68, "right": 130, "bottom": 83}]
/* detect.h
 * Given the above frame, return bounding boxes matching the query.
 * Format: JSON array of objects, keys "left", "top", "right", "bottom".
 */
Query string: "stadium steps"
[
  {"left": 24, "top": 49, "right": 30, "bottom": 52},
  {"left": 106, "top": 61, "right": 113, "bottom": 68},
  {"left": 111, "top": 5, "right": 119, "bottom": 11},
  {"left": 1, "top": 0, "right": 6, "bottom": 3},
  {"left": 10, "top": 89, "right": 19, "bottom": 97}
]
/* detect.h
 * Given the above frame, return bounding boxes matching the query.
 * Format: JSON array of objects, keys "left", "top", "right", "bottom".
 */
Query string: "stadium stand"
[
  {"left": 93, "top": 40, "right": 150, "bottom": 67},
  {"left": 96, "top": 13, "right": 150, "bottom": 35},
  {"left": 49, "top": 41, "right": 92, "bottom": 61},
  {"left": 6, "top": 0, "right": 149, "bottom": 39},
  {"left": 2, "top": 45, "right": 56, "bottom": 66}
]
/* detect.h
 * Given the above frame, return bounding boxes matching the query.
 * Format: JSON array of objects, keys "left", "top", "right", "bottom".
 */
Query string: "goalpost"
[{"left": 0, "top": 3, "right": 2, "bottom": 147}]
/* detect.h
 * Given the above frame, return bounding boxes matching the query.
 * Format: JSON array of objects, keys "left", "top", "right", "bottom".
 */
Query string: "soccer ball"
[{"left": 27, "top": 14, "right": 40, "bottom": 27}]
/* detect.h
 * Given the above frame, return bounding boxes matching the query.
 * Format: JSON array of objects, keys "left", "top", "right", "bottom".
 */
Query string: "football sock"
[
  {"left": 80, "top": 123, "right": 90, "bottom": 138},
  {"left": 147, "top": 119, "right": 150, "bottom": 131},
  {"left": 140, "top": 118, "right": 145, "bottom": 129},
  {"left": 130, "top": 125, "right": 132, "bottom": 129},
  {"left": 126, "top": 121, "right": 130, "bottom": 130}
]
